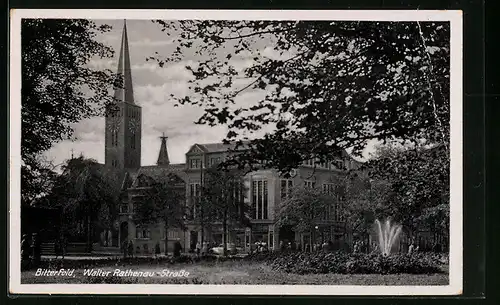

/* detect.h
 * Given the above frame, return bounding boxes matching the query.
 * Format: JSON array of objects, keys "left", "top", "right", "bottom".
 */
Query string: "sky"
[{"left": 43, "top": 19, "right": 375, "bottom": 168}]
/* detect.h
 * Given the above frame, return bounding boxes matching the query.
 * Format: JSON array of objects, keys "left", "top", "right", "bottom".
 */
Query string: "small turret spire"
[
  {"left": 157, "top": 133, "right": 170, "bottom": 166},
  {"left": 114, "top": 19, "right": 135, "bottom": 104}
]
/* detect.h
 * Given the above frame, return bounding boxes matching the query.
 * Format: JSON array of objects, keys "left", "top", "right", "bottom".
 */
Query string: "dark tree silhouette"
[
  {"left": 134, "top": 173, "right": 186, "bottom": 254},
  {"left": 201, "top": 167, "right": 250, "bottom": 256},
  {"left": 22, "top": 19, "right": 118, "bottom": 204},
  {"left": 42, "top": 156, "right": 122, "bottom": 251}
]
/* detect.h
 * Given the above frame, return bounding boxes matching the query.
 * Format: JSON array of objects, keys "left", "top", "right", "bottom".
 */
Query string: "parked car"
[{"left": 209, "top": 243, "right": 237, "bottom": 255}]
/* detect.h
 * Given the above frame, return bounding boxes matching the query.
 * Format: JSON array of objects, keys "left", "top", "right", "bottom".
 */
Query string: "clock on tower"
[
  {"left": 128, "top": 118, "right": 139, "bottom": 133},
  {"left": 107, "top": 116, "right": 122, "bottom": 132}
]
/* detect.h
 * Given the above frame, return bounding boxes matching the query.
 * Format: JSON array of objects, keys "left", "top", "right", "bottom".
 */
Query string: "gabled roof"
[
  {"left": 186, "top": 141, "right": 251, "bottom": 155},
  {"left": 129, "top": 163, "right": 187, "bottom": 188}
]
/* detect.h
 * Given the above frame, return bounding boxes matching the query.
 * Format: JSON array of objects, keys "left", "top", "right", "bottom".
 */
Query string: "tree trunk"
[
  {"left": 87, "top": 213, "right": 92, "bottom": 253},
  {"left": 164, "top": 220, "right": 168, "bottom": 255},
  {"left": 223, "top": 209, "right": 228, "bottom": 256},
  {"left": 309, "top": 229, "right": 314, "bottom": 252},
  {"left": 200, "top": 205, "right": 204, "bottom": 251},
  {"left": 200, "top": 159, "right": 204, "bottom": 252}
]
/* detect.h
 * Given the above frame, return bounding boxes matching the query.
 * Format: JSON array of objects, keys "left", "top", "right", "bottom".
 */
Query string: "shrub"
[
  {"left": 244, "top": 251, "right": 281, "bottom": 262},
  {"left": 268, "top": 251, "right": 443, "bottom": 275}
]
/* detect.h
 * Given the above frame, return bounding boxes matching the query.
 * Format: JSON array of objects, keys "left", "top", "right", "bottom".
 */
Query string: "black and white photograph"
[{"left": 9, "top": 10, "right": 462, "bottom": 295}]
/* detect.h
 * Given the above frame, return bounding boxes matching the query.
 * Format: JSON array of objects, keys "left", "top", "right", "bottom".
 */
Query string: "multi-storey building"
[{"left": 105, "top": 21, "right": 361, "bottom": 255}]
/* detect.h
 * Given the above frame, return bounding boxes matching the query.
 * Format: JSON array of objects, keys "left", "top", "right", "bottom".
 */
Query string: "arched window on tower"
[{"left": 111, "top": 130, "right": 115, "bottom": 146}]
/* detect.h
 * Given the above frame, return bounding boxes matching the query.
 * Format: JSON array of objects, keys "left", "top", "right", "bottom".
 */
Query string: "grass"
[{"left": 21, "top": 260, "right": 449, "bottom": 285}]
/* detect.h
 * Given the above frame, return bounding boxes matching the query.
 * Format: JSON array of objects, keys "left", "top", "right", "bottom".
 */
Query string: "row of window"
[
  {"left": 280, "top": 180, "right": 344, "bottom": 221},
  {"left": 252, "top": 179, "right": 269, "bottom": 220},
  {"left": 302, "top": 159, "right": 348, "bottom": 170},
  {"left": 110, "top": 156, "right": 138, "bottom": 169},
  {"left": 188, "top": 157, "right": 351, "bottom": 170},
  {"left": 189, "top": 158, "right": 202, "bottom": 169},
  {"left": 280, "top": 179, "right": 294, "bottom": 199},
  {"left": 188, "top": 183, "right": 202, "bottom": 219},
  {"left": 109, "top": 131, "right": 137, "bottom": 149},
  {"left": 187, "top": 182, "right": 244, "bottom": 220},
  {"left": 188, "top": 157, "right": 222, "bottom": 169},
  {"left": 321, "top": 183, "right": 344, "bottom": 221},
  {"left": 121, "top": 178, "right": 345, "bottom": 221},
  {"left": 135, "top": 227, "right": 180, "bottom": 240},
  {"left": 110, "top": 130, "right": 118, "bottom": 146}
]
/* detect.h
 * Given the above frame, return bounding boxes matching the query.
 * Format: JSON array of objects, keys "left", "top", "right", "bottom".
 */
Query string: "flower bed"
[{"left": 249, "top": 251, "right": 444, "bottom": 275}]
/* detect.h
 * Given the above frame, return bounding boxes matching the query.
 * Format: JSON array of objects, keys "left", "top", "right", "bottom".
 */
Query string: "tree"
[
  {"left": 342, "top": 174, "right": 397, "bottom": 235},
  {"left": 275, "top": 186, "right": 336, "bottom": 249},
  {"left": 22, "top": 19, "right": 118, "bottom": 202},
  {"left": 351, "top": 143, "right": 449, "bottom": 237},
  {"left": 134, "top": 173, "right": 186, "bottom": 254},
  {"left": 43, "top": 156, "right": 122, "bottom": 251},
  {"left": 201, "top": 166, "right": 249, "bottom": 256},
  {"left": 149, "top": 20, "right": 450, "bottom": 173},
  {"left": 21, "top": 155, "right": 60, "bottom": 206}
]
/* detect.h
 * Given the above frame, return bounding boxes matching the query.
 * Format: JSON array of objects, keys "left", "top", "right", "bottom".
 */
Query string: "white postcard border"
[{"left": 9, "top": 9, "right": 463, "bottom": 295}]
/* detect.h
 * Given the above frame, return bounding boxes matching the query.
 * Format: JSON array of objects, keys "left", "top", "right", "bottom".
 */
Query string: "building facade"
[{"left": 105, "top": 21, "right": 361, "bottom": 255}]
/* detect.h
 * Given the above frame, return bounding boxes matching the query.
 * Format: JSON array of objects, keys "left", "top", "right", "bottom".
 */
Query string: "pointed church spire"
[
  {"left": 157, "top": 133, "right": 170, "bottom": 166},
  {"left": 114, "top": 20, "right": 135, "bottom": 104}
]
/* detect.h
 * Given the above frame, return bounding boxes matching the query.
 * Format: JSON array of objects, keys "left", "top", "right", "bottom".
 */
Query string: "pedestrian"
[
  {"left": 122, "top": 239, "right": 128, "bottom": 258},
  {"left": 127, "top": 240, "right": 134, "bottom": 258},
  {"left": 280, "top": 240, "right": 286, "bottom": 252},
  {"left": 173, "top": 241, "right": 182, "bottom": 257},
  {"left": 322, "top": 241, "right": 328, "bottom": 251},
  {"left": 32, "top": 233, "right": 42, "bottom": 267},
  {"left": 21, "top": 234, "right": 31, "bottom": 270},
  {"left": 155, "top": 242, "right": 161, "bottom": 258},
  {"left": 202, "top": 242, "right": 208, "bottom": 255},
  {"left": 54, "top": 238, "right": 61, "bottom": 259},
  {"left": 61, "top": 233, "right": 67, "bottom": 259},
  {"left": 408, "top": 242, "right": 415, "bottom": 255}
]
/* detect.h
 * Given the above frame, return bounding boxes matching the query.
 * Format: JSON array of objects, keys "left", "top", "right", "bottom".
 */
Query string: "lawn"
[{"left": 21, "top": 260, "right": 449, "bottom": 285}]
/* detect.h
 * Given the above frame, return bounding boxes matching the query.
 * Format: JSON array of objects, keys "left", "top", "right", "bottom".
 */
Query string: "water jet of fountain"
[{"left": 374, "top": 219, "right": 402, "bottom": 256}]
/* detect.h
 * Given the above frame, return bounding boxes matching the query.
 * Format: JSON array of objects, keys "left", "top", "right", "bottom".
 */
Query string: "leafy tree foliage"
[
  {"left": 40, "top": 156, "right": 122, "bottom": 249},
  {"left": 21, "top": 155, "right": 60, "bottom": 206},
  {"left": 150, "top": 20, "right": 450, "bottom": 173},
  {"left": 344, "top": 143, "right": 449, "bottom": 236},
  {"left": 275, "top": 186, "right": 337, "bottom": 242},
  {"left": 201, "top": 167, "right": 249, "bottom": 255},
  {"left": 22, "top": 19, "right": 118, "bottom": 203},
  {"left": 372, "top": 143, "right": 448, "bottom": 234},
  {"left": 134, "top": 173, "right": 186, "bottom": 253}
]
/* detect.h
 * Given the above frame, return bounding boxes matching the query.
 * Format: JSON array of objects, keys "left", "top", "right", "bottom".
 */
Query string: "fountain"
[{"left": 374, "top": 219, "right": 402, "bottom": 256}]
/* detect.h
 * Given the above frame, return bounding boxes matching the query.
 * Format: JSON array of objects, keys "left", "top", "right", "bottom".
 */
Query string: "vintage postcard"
[{"left": 9, "top": 9, "right": 462, "bottom": 295}]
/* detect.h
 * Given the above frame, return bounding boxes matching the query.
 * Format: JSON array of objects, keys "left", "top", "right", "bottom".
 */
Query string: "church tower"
[
  {"left": 105, "top": 20, "right": 142, "bottom": 170},
  {"left": 157, "top": 133, "right": 170, "bottom": 166}
]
